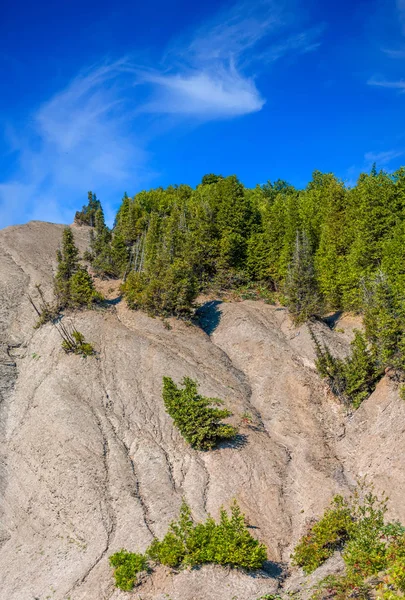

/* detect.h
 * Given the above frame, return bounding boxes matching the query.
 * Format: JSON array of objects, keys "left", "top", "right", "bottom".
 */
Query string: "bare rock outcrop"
[{"left": 0, "top": 221, "right": 403, "bottom": 600}]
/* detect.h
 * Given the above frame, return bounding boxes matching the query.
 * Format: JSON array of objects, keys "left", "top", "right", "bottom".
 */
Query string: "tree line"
[
  {"left": 75, "top": 168, "right": 405, "bottom": 319},
  {"left": 63, "top": 168, "right": 405, "bottom": 405}
]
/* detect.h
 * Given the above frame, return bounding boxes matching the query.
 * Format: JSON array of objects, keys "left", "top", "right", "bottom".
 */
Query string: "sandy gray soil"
[{"left": 0, "top": 221, "right": 403, "bottom": 600}]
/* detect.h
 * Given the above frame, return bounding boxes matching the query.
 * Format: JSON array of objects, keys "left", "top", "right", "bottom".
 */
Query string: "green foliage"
[
  {"left": 148, "top": 500, "right": 267, "bottom": 570},
  {"left": 285, "top": 232, "right": 322, "bottom": 324},
  {"left": 124, "top": 259, "right": 197, "bottom": 316},
  {"left": 71, "top": 167, "right": 405, "bottom": 324},
  {"left": 363, "top": 273, "right": 405, "bottom": 371},
  {"left": 69, "top": 270, "right": 103, "bottom": 308},
  {"left": 110, "top": 501, "right": 267, "bottom": 591},
  {"left": 54, "top": 227, "right": 103, "bottom": 309},
  {"left": 292, "top": 496, "right": 353, "bottom": 574},
  {"left": 61, "top": 328, "right": 95, "bottom": 357},
  {"left": 201, "top": 173, "right": 223, "bottom": 185},
  {"left": 74, "top": 191, "right": 102, "bottom": 227},
  {"left": 311, "top": 328, "right": 378, "bottom": 408},
  {"left": 162, "top": 377, "right": 237, "bottom": 450},
  {"left": 293, "top": 481, "right": 405, "bottom": 600},
  {"left": 109, "top": 550, "right": 148, "bottom": 591}
]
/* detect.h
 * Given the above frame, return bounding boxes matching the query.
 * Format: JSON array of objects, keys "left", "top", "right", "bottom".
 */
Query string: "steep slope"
[{"left": 0, "top": 221, "right": 403, "bottom": 600}]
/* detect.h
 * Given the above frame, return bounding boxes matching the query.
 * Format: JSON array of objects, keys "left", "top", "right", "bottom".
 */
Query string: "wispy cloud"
[
  {"left": 149, "top": 0, "right": 323, "bottom": 119},
  {"left": 0, "top": 60, "right": 149, "bottom": 227},
  {"left": 382, "top": 47, "right": 405, "bottom": 58},
  {"left": 0, "top": 0, "right": 323, "bottom": 228},
  {"left": 367, "top": 76, "right": 405, "bottom": 91},
  {"left": 141, "top": 64, "right": 265, "bottom": 117},
  {"left": 364, "top": 149, "right": 404, "bottom": 165},
  {"left": 397, "top": 0, "right": 405, "bottom": 34}
]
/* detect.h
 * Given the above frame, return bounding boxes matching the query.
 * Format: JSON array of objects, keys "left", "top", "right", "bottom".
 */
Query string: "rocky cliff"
[{"left": 0, "top": 222, "right": 404, "bottom": 600}]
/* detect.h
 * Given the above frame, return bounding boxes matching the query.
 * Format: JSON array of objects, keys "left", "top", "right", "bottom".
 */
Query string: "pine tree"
[
  {"left": 89, "top": 208, "right": 114, "bottom": 277},
  {"left": 363, "top": 273, "right": 405, "bottom": 370},
  {"left": 285, "top": 231, "right": 322, "bottom": 324},
  {"left": 162, "top": 376, "right": 237, "bottom": 450},
  {"left": 54, "top": 227, "right": 101, "bottom": 309},
  {"left": 342, "top": 330, "right": 377, "bottom": 408},
  {"left": 74, "top": 191, "right": 102, "bottom": 226},
  {"left": 54, "top": 228, "right": 80, "bottom": 307}
]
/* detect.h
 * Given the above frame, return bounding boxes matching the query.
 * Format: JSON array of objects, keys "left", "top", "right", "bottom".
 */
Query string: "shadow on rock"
[
  {"left": 195, "top": 300, "right": 223, "bottom": 335},
  {"left": 104, "top": 295, "right": 123, "bottom": 306},
  {"left": 259, "top": 560, "right": 286, "bottom": 580},
  {"left": 218, "top": 433, "right": 248, "bottom": 451},
  {"left": 323, "top": 310, "right": 343, "bottom": 329}
]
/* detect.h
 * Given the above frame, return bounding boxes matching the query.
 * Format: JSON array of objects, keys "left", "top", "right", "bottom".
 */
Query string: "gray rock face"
[{"left": 0, "top": 221, "right": 403, "bottom": 600}]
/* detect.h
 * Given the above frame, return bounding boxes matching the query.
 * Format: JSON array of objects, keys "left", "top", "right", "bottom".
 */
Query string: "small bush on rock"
[
  {"left": 292, "top": 481, "right": 405, "bottom": 600},
  {"left": 292, "top": 495, "right": 353, "bottom": 574},
  {"left": 148, "top": 500, "right": 267, "bottom": 570},
  {"left": 61, "top": 327, "right": 95, "bottom": 357},
  {"left": 110, "top": 501, "right": 267, "bottom": 591},
  {"left": 162, "top": 376, "right": 237, "bottom": 450},
  {"left": 109, "top": 550, "right": 148, "bottom": 591}
]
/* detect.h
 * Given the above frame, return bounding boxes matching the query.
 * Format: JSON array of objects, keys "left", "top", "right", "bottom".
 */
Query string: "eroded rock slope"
[{"left": 0, "top": 221, "right": 404, "bottom": 600}]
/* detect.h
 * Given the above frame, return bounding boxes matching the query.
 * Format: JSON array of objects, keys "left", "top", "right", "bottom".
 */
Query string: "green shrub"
[
  {"left": 386, "top": 534, "right": 405, "bottom": 593},
  {"left": 293, "top": 482, "right": 405, "bottom": 600},
  {"left": 310, "top": 572, "right": 370, "bottom": 600},
  {"left": 291, "top": 495, "right": 353, "bottom": 574},
  {"left": 162, "top": 376, "right": 237, "bottom": 450},
  {"left": 343, "top": 485, "right": 388, "bottom": 577},
  {"left": 124, "top": 259, "right": 197, "bottom": 316},
  {"left": 61, "top": 328, "right": 95, "bottom": 357},
  {"left": 111, "top": 501, "right": 267, "bottom": 591},
  {"left": 148, "top": 500, "right": 267, "bottom": 570},
  {"left": 69, "top": 269, "right": 103, "bottom": 308},
  {"left": 310, "top": 327, "right": 378, "bottom": 408},
  {"left": 109, "top": 550, "right": 148, "bottom": 591}
]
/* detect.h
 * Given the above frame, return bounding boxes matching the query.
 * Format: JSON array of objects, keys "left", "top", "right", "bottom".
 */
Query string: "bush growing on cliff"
[
  {"left": 292, "top": 495, "right": 353, "bottom": 574},
  {"left": 109, "top": 550, "right": 148, "bottom": 591},
  {"left": 162, "top": 376, "right": 237, "bottom": 450},
  {"left": 110, "top": 501, "right": 267, "bottom": 590},
  {"left": 60, "top": 324, "right": 95, "bottom": 357},
  {"left": 310, "top": 328, "right": 378, "bottom": 408},
  {"left": 148, "top": 500, "right": 267, "bottom": 569},
  {"left": 292, "top": 481, "right": 405, "bottom": 600}
]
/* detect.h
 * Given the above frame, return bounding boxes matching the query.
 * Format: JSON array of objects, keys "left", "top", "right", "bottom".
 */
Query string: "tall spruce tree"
[
  {"left": 54, "top": 227, "right": 101, "bottom": 308},
  {"left": 285, "top": 231, "right": 322, "bottom": 324},
  {"left": 74, "top": 191, "right": 102, "bottom": 226},
  {"left": 54, "top": 228, "right": 80, "bottom": 307},
  {"left": 363, "top": 273, "right": 405, "bottom": 370}
]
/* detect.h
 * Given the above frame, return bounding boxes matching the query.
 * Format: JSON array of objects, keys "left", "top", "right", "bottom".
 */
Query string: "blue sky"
[{"left": 1, "top": 0, "right": 405, "bottom": 227}]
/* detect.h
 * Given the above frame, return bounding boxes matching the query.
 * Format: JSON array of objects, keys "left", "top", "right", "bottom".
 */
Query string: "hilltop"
[{"left": 1, "top": 220, "right": 405, "bottom": 599}]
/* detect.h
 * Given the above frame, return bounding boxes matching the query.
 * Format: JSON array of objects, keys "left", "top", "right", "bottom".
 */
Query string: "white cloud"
[
  {"left": 382, "top": 47, "right": 405, "bottom": 58},
  {"left": 364, "top": 149, "right": 404, "bottom": 165},
  {"left": 142, "top": 64, "right": 265, "bottom": 117},
  {"left": 150, "top": 0, "right": 323, "bottom": 119},
  {"left": 367, "top": 76, "right": 405, "bottom": 90},
  {"left": 0, "top": 0, "right": 323, "bottom": 228},
  {"left": 397, "top": 0, "right": 405, "bottom": 33},
  {"left": 0, "top": 61, "right": 149, "bottom": 228}
]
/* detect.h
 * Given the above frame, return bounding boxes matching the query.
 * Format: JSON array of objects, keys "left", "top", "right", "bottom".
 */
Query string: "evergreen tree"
[
  {"left": 363, "top": 273, "right": 405, "bottom": 370},
  {"left": 162, "top": 376, "right": 237, "bottom": 450},
  {"left": 201, "top": 173, "right": 223, "bottom": 185},
  {"left": 54, "top": 227, "right": 101, "bottom": 309},
  {"left": 285, "top": 231, "right": 322, "bottom": 324},
  {"left": 89, "top": 208, "right": 114, "bottom": 277},
  {"left": 54, "top": 228, "right": 80, "bottom": 307},
  {"left": 74, "top": 191, "right": 102, "bottom": 226},
  {"left": 342, "top": 331, "right": 377, "bottom": 408}
]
